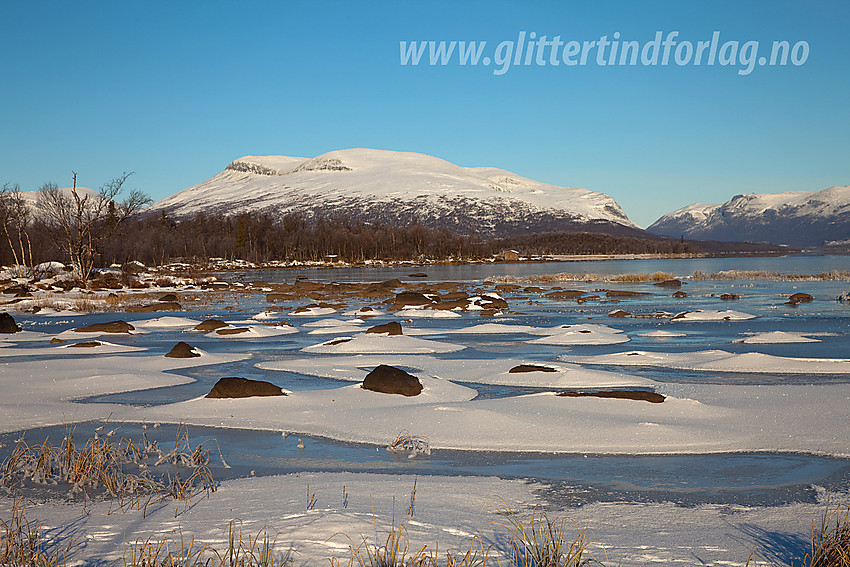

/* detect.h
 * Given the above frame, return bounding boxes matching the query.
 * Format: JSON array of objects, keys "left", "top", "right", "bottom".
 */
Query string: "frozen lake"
[{"left": 4, "top": 255, "right": 850, "bottom": 508}]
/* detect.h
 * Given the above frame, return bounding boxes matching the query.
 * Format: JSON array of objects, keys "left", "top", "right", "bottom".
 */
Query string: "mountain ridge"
[
  {"left": 147, "top": 148, "right": 641, "bottom": 238},
  {"left": 647, "top": 185, "right": 850, "bottom": 247}
]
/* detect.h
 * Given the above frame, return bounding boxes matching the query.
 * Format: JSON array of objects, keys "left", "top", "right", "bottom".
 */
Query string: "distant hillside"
[
  {"left": 647, "top": 186, "right": 850, "bottom": 247},
  {"left": 147, "top": 148, "right": 641, "bottom": 238}
]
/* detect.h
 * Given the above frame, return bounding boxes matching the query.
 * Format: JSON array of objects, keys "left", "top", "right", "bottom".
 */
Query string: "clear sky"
[{"left": 1, "top": 1, "right": 848, "bottom": 227}]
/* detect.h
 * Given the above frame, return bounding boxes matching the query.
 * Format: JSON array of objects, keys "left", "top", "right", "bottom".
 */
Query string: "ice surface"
[
  {"left": 559, "top": 349, "right": 850, "bottom": 373},
  {"left": 207, "top": 324, "right": 298, "bottom": 338},
  {"left": 672, "top": 309, "right": 757, "bottom": 321},
  {"left": 301, "top": 334, "right": 465, "bottom": 354},
  {"left": 735, "top": 331, "right": 821, "bottom": 344},
  {"left": 133, "top": 316, "right": 202, "bottom": 328}
]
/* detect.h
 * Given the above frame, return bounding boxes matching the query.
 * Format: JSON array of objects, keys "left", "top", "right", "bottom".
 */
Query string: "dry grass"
[
  {"left": 338, "top": 504, "right": 489, "bottom": 567},
  {"left": 489, "top": 269, "right": 850, "bottom": 284},
  {"left": 71, "top": 296, "right": 100, "bottom": 313},
  {"left": 1, "top": 423, "right": 218, "bottom": 509},
  {"left": 122, "top": 520, "right": 292, "bottom": 567},
  {"left": 608, "top": 271, "right": 677, "bottom": 282},
  {"left": 494, "top": 502, "right": 606, "bottom": 567},
  {"left": 692, "top": 269, "right": 850, "bottom": 281},
  {"left": 325, "top": 493, "right": 494, "bottom": 567},
  {"left": 386, "top": 431, "right": 431, "bottom": 459},
  {"left": 800, "top": 504, "right": 850, "bottom": 567},
  {"left": 0, "top": 498, "right": 70, "bottom": 567}
]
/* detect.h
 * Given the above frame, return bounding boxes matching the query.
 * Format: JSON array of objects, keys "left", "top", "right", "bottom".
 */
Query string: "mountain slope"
[
  {"left": 647, "top": 186, "right": 850, "bottom": 247},
  {"left": 148, "top": 149, "right": 641, "bottom": 237}
]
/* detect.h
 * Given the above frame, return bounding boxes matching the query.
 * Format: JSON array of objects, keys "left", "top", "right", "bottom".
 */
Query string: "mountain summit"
[
  {"left": 148, "top": 149, "right": 640, "bottom": 237},
  {"left": 647, "top": 186, "right": 850, "bottom": 247}
]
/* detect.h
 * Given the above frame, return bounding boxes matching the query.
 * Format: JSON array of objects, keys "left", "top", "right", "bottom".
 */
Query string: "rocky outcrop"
[
  {"left": 0, "top": 312, "right": 21, "bottom": 333},
  {"left": 558, "top": 390, "right": 665, "bottom": 403},
  {"left": 74, "top": 321, "right": 134, "bottom": 333},
  {"left": 165, "top": 342, "right": 201, "bottom": 358},
  {"left": 69, "top": 341, "right": 102, "bottom": 348},
  {"left": 194, "top": 319, "right": 228, "bottom": 331},
  {"left": 509, "top": 364, "right": 557, "bottom": 373},
  {"left": 786, "top": 292, "right": 814, "bottom": 305},
  {"left": 365, "top": 322, "right": 403, "bottom": 335},
  {"left": 205, "top": 377, "right": 286, "bottom": 398},
  {"left": 126, "top": 302, "right": 182, "bottom": 313},
  {"left": 361, "top": 365, "right": 423, "bottom": 396},
  {"left": 606, "top": 290, "right": 652, "bottom": 297},
  {"left": 393, "top": 291, "right": 438, "bottom": 307}
]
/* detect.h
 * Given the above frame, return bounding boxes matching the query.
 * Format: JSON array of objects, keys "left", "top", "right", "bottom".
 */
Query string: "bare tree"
[
  {"left": 37, "top": 172, "right": 152, "bottom": 281},
  {"left": 0, "top": 183, "right": 36, "bottom": 277}
]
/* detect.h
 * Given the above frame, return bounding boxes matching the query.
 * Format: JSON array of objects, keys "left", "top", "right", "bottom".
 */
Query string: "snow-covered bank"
[{"left": 2, "top": 472, "right": 846, "bottom": 567}]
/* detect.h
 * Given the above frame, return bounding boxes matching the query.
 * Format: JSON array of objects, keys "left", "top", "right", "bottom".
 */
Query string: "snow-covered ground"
[{"left": 1, "top": 264, "right": 850, "bottom": 566}]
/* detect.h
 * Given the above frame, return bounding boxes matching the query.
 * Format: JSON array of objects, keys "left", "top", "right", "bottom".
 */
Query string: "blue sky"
[{"left": 1, "top": 1, "right": 848, "bottom": 227}]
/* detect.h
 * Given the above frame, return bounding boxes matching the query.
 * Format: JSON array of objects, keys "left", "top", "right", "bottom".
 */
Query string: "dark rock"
[
  {"left": 74, "top": 320, "right": 134, "bottom": 333},
  {"left": 672, "top": 291, "right": 688, "bottom": 298},
  {"left": 408, "top": 272, "right": 428, "bottom": 278},
  {"left": 194, "top": 319, "right": 228, "bottom": 331},
  {"left": 366, "top": 321, "right": 403, "bottom": 335},
  {"left": 524, "top": 286, "right": 544, "bottom": 293},
  {"left": 440, "top": 291, "right": 470, "bottom": 301},
  {"left": 69, "top": 341, "right": 102, "bottom": 348},
  {"left": 393, "top": 291, "right": 438, "bottom": 307},
  {"left": 362, "top": 365, "right": 422, "bottom": 396},
  {"left": 495, "top": 284, "right": 522, "bottom": 292},
  {"left": 720, "top": 293, "right": 740, "bottom": 300},
  {"left": 364, "top": 279, "right": 402, "bottom": 292},
  {"left": 206, "top": 377, "right": 285, "bottom": 398},
  {"left": 216, "top": 327, "right": 250, "bottom": 335},
  {"left": 3, "top": 284, "right": 28, "bottom": 295},
  {"left": 509, "top": 364, "right": 558, "bottom": 373},
  {"left": 607, "top": 309, "right": 632, "bottom": 318},
  {"left": 544, "top": 290, "right": 586, "bottom": 299},
  {"left": 654, "top": 279, "right": 684, "bottom": 287},
  {"left": 165, "top": 341, "right": 201, "bottom": 358},
  {"left": 49, "top": 337, "right": 66, "bottom": 344},
  {"left": 126, "top": 302, "right": 182, "bottom": 313},
  {"left": 557, "top": 390, "right": 665, "bottom": 403},
  {"left": 291, "top": 302, "right": 344, "bottom": 314},
  {"left": 476, "top": 294, "right": 509, "bottom": 309},
  {"left": 0, "top": 312, "right": 21, "bottom": 333},
  {"left": 788, "top": 292, "right": 814, "bottom": 303},
  {"left": 606, "top": 290, "right": 652, "bottom": 297},
  {"left": 431, "top": 299, "right": 470, "bottom": 310},
  {"left": 158, "top": 293, "right": 178, "bottom": 302},
  {"left": 292, "top": 280, "right": 324, "bottom": 292}
]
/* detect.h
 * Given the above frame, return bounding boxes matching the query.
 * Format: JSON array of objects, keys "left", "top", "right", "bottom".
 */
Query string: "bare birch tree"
[
  {"left": 0, "top": 183, "right": 36, "bottom": 277},
  {"left": 37, "top": 172, "right": 152, "bottom": 281}
]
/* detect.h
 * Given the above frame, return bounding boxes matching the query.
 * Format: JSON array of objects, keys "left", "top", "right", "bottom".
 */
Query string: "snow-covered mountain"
[
  {"left": 647, "top": 186, "right": 850, "bottom": 247},
  {"left": 148, "top": 149, "right": 641, "bottom": 237}
]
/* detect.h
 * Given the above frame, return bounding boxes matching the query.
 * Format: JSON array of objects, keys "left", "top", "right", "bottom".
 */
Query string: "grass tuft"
[
  {"left": 800, "top": 503, "right": 850, "bottom": 567},
  {"left": 344, "top": 504, "right": 428, "bottom": 567},
  {"left": 494, "top": 502, "right": 606, "bottom": 567},
  {"left": 1, "top": 422, "right": 218, "bottom": 509},
  {"left": 122, "top": 520, "right": 293, "bottom": 567},
  {"left": 386, "top": 431, "right": 430, "bottom": 459},
  {"left": 0, "top": 498, "right": 70, "bottom": 567}
]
